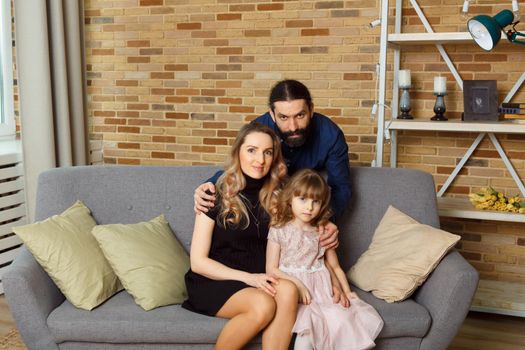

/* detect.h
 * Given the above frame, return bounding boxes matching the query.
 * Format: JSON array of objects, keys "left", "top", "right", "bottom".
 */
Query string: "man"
[{"left": 194, "top": 79, "right": 351, "bottom": 246}]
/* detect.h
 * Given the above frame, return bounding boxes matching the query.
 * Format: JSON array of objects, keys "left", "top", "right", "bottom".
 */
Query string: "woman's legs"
[
  {"left": 215, "top": 288, "right": 276, "bottom": 350},
  {"left": 262, "top": 279, "right": 299, "bottom": 350}
]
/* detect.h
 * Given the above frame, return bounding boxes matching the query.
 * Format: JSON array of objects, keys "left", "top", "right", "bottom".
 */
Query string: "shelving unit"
[{"left": 376, "top": 0, "right": 525, "bottom": 317}]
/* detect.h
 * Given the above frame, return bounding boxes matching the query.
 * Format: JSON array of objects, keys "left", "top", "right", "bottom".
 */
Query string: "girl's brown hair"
[
  {"left": 270, "top": 169, "right": 332, "bottom": 228},
  {"left": 216, "top": 123, "right": 287, "bottom": 228}
]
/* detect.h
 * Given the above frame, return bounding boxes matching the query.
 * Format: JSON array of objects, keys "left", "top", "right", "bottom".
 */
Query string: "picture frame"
[{"left": 462, "top": 80, "right": 499, "bottom": 122}]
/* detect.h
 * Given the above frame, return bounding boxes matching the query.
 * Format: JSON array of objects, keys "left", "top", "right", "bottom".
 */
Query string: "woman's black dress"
[{"left": 182, "top": 175, "right": 270, "bottom": 316}]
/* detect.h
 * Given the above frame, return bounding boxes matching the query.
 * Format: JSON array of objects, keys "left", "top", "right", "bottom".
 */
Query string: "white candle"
[
  {"left": 434, "top": 76, "right": 447, "bottom": 94},
  {"left": 398, "top": 69, "right": 411, "bottom": 87}
]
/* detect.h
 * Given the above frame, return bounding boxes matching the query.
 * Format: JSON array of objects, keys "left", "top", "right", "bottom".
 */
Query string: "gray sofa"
[{"left": 4, "top": 165, "right": 479, "bottom": 350}]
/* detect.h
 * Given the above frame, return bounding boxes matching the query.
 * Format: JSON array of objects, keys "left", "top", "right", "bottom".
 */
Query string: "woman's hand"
[
  {"left": 194, "top": 182, "right": 216, "bottom": 214},
  {"left": 297, "top": 282, "right": 312, "bottom": 305},
  {"left": 245, "top": 273, "right": 278, "bottom": 297},
  {"left": 318, "top": 221, "right": 339, "bottom": 250}
]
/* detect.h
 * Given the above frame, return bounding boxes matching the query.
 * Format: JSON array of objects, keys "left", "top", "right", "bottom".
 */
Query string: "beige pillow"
[
  {"left": 13, "top": 201, "right": 122, "bottom": 310},
  {"left": 347, "top": 205, "right": 460, "bottom": 303},
  {"left": 92, "top": 215, "right": 190, "bottom": 311}
]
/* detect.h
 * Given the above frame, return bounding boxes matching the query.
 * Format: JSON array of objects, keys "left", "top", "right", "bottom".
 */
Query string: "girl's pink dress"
[{"left": 268, "top": 222, "right": 384, "bottom": 350}]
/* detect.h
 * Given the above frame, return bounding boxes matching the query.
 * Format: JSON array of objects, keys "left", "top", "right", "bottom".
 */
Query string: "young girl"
[{"left": 266, "top": 169, "right": 383, "bottom": 350}]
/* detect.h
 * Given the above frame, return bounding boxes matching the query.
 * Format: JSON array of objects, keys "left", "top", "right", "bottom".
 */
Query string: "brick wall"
[{"left": 81, "top": 0, "right": 524, "bottom": 283}]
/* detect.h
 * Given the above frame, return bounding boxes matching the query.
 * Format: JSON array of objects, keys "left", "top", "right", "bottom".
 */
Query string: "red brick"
[
  {"left": 127, "top": 119, "right": 151, "bottom": 126},
  {"left": 127, "top": 103, "right": 149, "bottom": 110},
  {"left": 203, "top": 122, "right": 227, "bottom": 129},
  {"left": 230, "top": 106, "right": 254, "bottom": 113},
  {"left": 285, "top": 20, "right": 313, "bottom": 28},
  {"left": 257, "top": 4, "right": 283, "bottom": 11},
  {"left": 104, "top": 118, "right": 126, "bottom": 125},
  {"left": 118, "top": 158, "right": 141, "bottom": 165},
  {"left": 117, "top": 111, "right": 139, "bottom": 118},
  {"left": 152, "top": 151, "right": 175, "bottom": 159},
  {"left": 118, "top": 142, "right": 140, "bottom": 149},
  {"left": 94, "top": 111, "right": 115, "bottom": 117},
  {"left": 343, "top": 73, "right": 372, "bottom": 80},
  {"left": 192, "top": 145, "right": 216, "bottom": 153},
  {"left": 218, "top": 97, "right": 242, "bottom": 104},
  {"left": 176, "top": 88, "right": 199, "bottom": 96},
  {"left": 217, "top": 13, "right": 241, "bottom": 21},
  {"left": 92, "top": 48, "right": 114, "bottom": 55},
  {"left": 118, "top": 126, "right": 141, "bottom": 133},
  {"left": 151, "top": 72, "right": 174, "bottom": 79},
  {"left": 116, "top": 80, "right": 138, "bottom": 86},
  {"left": 245, "top": 30, "right": 271, "bottom": 37},
  {"left": 166, "top": 112, "right": 189, "bottom": 119},
  {"left": 140, "top": 0, "right": 163, "bottom": 6},
  {"left": 301, "top": 29, "right": 329, "bottom": 36},
  {"left": 128, "top": 56, "right": 150, "bottom": 63},
  {"left": 177, "top": 23, "right": 202, "bottom": 30},
  {"left": 151, "top": 88, "right": 174, "bottom": 95},
  {"left": 152, "top": 136, "right": 176, "bottom": 143},
  {"left": 127, "top": 40, "right": 150, "bottom": 47},
  {"left": 230, "top": 5, "right": 255, "bottom": 11},
  {"left": 204, "top": 138, "right": 228, "bottom": 145},
  {"left": 202, "top": 89, "right": 226, "bottom": 96},
  {"left": 217, "top": 47, "right": 242, "bottom": 55},
  {"left": 166, "top": 96, "right": 189, "bottom": 103},
  {"left": 165, "top": 64, "right": 188, "bottom": 71}
]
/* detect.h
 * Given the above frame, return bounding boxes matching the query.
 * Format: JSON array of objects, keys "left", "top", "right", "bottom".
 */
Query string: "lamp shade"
[{"left": 468, "top": 9, "right": 514, "bottom": 51}]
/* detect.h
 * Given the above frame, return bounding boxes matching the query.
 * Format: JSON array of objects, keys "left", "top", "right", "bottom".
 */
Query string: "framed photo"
[{"left": 462, "top": 80, "right": 499, "bottom": 122}]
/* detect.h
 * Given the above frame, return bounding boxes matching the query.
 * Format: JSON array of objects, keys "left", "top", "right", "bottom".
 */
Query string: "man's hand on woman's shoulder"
[
  {"left": 194, "top": 182, "right": 216, "bottom": 214},
  {"left": 318, "top": 221, "right": 339, "bottom": 250}
]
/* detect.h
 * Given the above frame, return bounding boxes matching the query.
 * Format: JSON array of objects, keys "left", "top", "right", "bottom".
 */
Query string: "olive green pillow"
[
  {"left": 13, "top": 201, "right": 122, "bottom": 310},
  {"left": 348, "top": 205, "right": 460, "bottom": 303},
  {"left": 92, "top": 215, "right": 190, "bottom": 311}
]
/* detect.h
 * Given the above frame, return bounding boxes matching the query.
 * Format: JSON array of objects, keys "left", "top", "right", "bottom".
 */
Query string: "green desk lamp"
[{"left": 468, "top": 9, "right": 525, "bottom": 51}]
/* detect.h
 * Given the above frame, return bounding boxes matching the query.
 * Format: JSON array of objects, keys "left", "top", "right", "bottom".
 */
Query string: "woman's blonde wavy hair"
[
  {"left": 216, "top": 123, "right": 287, "bottom": 229},
  {"left": 270, "top": 169, "right": 332, "bottom": 228}
]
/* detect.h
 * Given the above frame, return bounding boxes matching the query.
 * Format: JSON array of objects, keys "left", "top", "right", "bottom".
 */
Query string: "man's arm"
[
  {"left": 325, "top": 130, "right": 351, "bottom": 221},
  {"left": 194, "top": 170, "right": 224, "bottom": 214}
]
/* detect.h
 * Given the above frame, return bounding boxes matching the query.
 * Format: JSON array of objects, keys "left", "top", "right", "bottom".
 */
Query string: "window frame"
[{"left": 0, "top": 0, "right": 15, "bottom": 138}]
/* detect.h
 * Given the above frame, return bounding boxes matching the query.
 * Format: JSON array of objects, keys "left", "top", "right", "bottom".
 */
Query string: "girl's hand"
[
  {"left": 246, "top": 273, "right": 278, "bottom": 297},
  {"left": 297, "top": 283, "right": 312, "bottom": 305},
  {"left": 345, "top": 291, "right": 359, "bottom": 305},
  {"left": 338, "top": 292, "right": 350, "bottom": 308}
]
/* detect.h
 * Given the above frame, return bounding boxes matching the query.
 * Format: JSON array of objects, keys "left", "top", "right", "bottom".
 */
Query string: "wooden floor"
[{"left": 1, "top": 294, "right": 525, "bottom": 348}]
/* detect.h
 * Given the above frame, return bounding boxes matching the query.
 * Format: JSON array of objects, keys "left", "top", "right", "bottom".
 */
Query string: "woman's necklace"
[{"left": 244, "top": 198, "right": 260, "bottom": 237}]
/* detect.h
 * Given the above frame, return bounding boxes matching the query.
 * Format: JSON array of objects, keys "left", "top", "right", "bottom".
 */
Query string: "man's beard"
[{"left": 278, "top": 125, "right": 310, "bottom": 148}]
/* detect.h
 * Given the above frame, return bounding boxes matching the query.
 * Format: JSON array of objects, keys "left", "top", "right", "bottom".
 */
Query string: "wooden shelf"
[
  {"left": 438, "top": 197, "right": 525, "bottom": 223},
  {"left": 471, "top": 279, "right": 525, "bottom": 317},
  {"left": 387, "top": 32, "right": 508, "bottom": 45},
  {"left": 388, "top": 119, "right": 525, "bottom": 134}
]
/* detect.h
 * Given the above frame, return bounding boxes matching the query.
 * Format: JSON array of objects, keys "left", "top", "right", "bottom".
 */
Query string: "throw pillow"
[
  {"left": 13, "top": 201, "right": 122, "bottom": 310},
  {"left": 91, "top": 215, "right": 190, "bottom": 311},
  {"left": 347, "top": 205, "right": 460, "bottom": 303}
]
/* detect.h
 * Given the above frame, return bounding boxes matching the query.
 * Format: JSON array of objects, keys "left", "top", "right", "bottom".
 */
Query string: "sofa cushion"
[
  {"left": 13, "top": 200, "right": 122, "bottom": 310},
  {"left": 47, "top": 289, "right": 430, "bottom": 344},
  {"left": 47, "top": 291, "right": 233, "bottom": 344},
  {"left": 354, "top": 288, "right": 431, "bottom": 339},
  {"left": 348, "top": 205, "right": 460, "bottom": 303},
  {"left": 92, "top": 215, "right": 190, "bottom": 311}
]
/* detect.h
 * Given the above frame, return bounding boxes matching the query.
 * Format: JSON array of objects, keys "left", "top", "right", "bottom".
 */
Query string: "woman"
[{"left": 182, "top": 123, "right": 298, "bottom": 350}]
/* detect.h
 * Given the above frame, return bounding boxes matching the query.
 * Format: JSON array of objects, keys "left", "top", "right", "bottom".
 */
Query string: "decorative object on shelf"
[
  {"left": 500, "top": 102, "right": 525, "bottom": 120},
  {"left": 397, "top": 69, "right": 413, "bottom": 120},
  {"left": 467, "top": 8, "right": 525, "bottom": 51},
  {"left": 462, "top": 80, "right": 499, "bottom": 121},
  {"left": 431, "top": 76, "right": 447, "bottom": 121},
  {"left": 468, "top": 187, "right": 525, "bottom": 213}
]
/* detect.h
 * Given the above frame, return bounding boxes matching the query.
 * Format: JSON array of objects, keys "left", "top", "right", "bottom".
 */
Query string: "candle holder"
[
  {"left": 431, "top": 92, "right": 448, "bottom": 121},
  {"left": 398, "top": 86, "right": 413, "bottom": 119}
]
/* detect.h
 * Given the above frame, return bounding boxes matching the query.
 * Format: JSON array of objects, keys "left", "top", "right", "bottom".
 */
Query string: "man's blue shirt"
[{"left": 208, "top": 112, "right": 352, "bottom": 222}]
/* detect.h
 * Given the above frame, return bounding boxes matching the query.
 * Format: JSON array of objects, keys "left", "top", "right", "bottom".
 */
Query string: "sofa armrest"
[
  {"left": 413, "top": 250, "right": 479, "bottom": 350},
  {"left": 3, "top": 247, "right": 63, "bottom": 350}
]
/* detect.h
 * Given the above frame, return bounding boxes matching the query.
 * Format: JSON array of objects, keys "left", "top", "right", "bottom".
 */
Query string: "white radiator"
[{"left": 0, "top": 151, "right": 26, "bottom": 294}]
